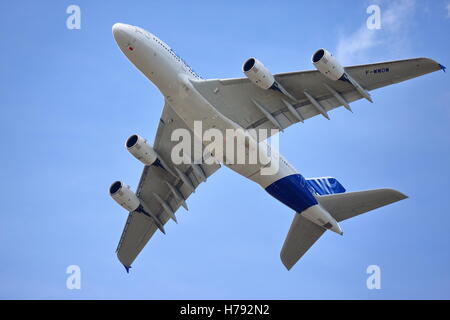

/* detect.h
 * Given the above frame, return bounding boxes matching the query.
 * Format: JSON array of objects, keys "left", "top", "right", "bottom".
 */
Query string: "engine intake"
[
  {"left": 242, "top": 57, "right": 276, "bottom": 90},
  {"left": 126, "top": 134, "right": 158, "bottom": 166},
  {"left": 109, "top": 181, "right": 140, "bottom": 212},
  {"left": 311, "top": 48, "right": 345, "bottom": 81}
]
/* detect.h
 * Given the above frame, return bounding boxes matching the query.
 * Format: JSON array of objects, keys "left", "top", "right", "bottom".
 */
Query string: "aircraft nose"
[{"left": 112, "top": 23, "right": 134, "bottom": 45}]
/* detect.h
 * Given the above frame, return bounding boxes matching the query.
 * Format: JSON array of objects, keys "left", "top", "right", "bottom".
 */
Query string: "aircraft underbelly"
[{"left": 169, "top": 81, "right": 296, "bottom": 187}]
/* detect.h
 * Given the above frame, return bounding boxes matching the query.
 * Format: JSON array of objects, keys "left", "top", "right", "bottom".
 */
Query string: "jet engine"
[
  {"left": 242, "top": 58, "right": 276, "bottom": 90},
  {"left": 126, "top": 134, "right": 158, "bottom": 166},
  {"left": 311, "top": 49, "right": 345, "bottom": 81},
  {"left": 109, "top": 181, "right": 140, "bottom": 212}
]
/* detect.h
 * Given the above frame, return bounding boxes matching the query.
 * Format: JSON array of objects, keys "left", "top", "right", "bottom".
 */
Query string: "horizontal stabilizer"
[
  {"left": 280, "top": 213, "right": 325, "bottom": 270},
  {"left": 317, "top": 188, "right": 407, "bottom": 222}
]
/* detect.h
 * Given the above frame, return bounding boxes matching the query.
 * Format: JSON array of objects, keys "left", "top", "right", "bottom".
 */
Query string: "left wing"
[
  {"left": 116, "top": 101, "right": 221, "bottom": 269},
  {"left": 192, "top": 58, "right": 443, "bottom": 140}
]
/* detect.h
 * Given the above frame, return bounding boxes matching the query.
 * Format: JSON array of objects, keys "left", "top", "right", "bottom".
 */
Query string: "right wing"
[
  {"left": 116, "top": 102, "right": 221, "bottom": 269},
  {"left": 193, "top": 58, "right": 443, "bottom": 140}
]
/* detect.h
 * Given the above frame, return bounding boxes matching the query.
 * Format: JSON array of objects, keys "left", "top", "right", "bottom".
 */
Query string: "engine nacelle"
[
  {"left": 126, "top": 134, "right": 158, "bottom": 166},
  {"left": 311, "top": 49, "right": 345, "bottom": 81},
  {"left": 242, "top": 58, "right": 275, "bottom": 90},
  {"left": 109, "top": 181, "right": 140, "bottom": 212}
]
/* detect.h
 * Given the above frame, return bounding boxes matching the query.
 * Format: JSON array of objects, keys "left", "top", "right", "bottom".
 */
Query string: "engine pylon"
[{"left": 300, "top": 204, "right": 343, "bottom": 235}]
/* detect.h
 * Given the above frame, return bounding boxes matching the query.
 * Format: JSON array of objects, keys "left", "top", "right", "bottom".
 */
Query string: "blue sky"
[{"left": 0, "top": 0, "right": 449, "bottom": 299}]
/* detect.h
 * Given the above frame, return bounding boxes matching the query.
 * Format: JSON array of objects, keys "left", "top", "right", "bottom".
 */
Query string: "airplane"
[{"left": 109, "top": 23, "right": 445, "bottom": 272}]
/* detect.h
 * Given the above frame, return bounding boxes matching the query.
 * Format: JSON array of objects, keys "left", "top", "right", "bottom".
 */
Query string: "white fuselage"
[
  {"left": 112, "top": 23, "right": 342, "bottom": 235},
  {"left": 112, "top": 23, "right": 295, "bottom": 188}
]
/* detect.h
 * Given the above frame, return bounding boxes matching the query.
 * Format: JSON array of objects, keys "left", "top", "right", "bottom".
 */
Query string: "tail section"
[{"left": 280, "top": 185, "right": 407, "bottom": 270}]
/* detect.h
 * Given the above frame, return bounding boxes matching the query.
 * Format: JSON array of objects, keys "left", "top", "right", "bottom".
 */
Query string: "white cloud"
[
  {"left": 446, "top": 3, "right": 450, "bottom": 18},
  {"left": 335, "top": 0, "right": 416, "bottom": 65},
  {"left": 335, "top": 25, "right": 380, "bottom": 65}
]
